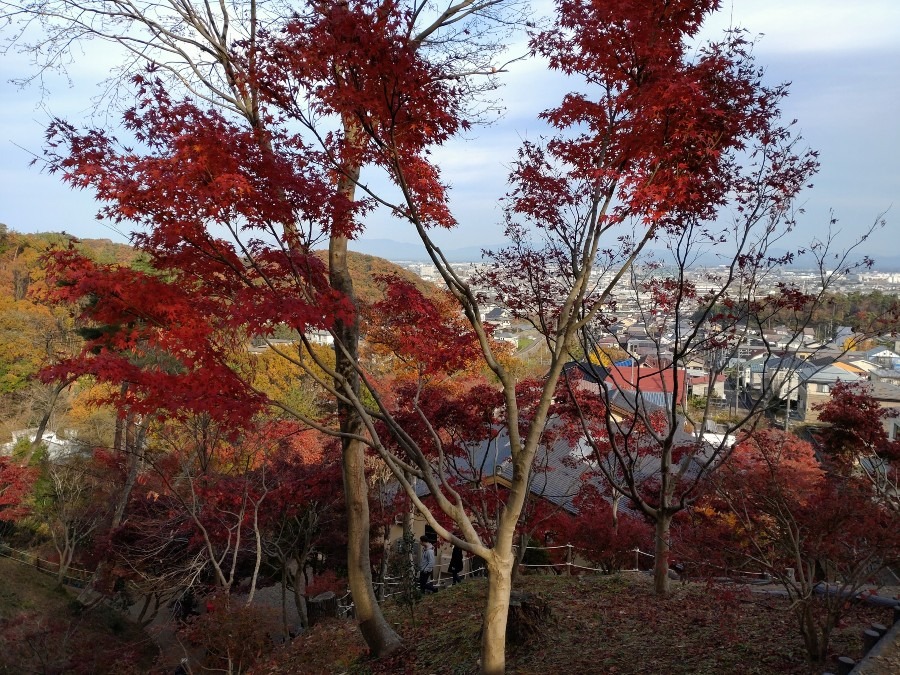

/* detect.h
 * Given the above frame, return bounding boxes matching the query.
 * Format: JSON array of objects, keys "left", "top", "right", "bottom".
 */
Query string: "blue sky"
[{"left": 1, "top": 0, "right": 897, "bottom": 261}]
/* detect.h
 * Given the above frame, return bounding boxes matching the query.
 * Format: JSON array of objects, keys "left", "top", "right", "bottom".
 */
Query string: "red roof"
[{"left": 605, "top": 363, "right": 688, "bottom": 405}]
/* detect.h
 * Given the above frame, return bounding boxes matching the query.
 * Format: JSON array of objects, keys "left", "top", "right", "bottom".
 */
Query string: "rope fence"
[
  {"left": 517, "top": 543, "right": 651, "bottom": 574},
  {"left": 517, "top": 544, "right": 770, "bottom": 580},
  {"left": 0, "top": 537, "right": 772, "bottom": 625},
  {"left": 0, "top": 543, "right": 92, "bottom": 586}
]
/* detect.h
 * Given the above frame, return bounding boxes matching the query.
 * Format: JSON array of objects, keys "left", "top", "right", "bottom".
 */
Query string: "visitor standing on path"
[{"left": 418, "top": 536, "right": 438, "bottom": 593}]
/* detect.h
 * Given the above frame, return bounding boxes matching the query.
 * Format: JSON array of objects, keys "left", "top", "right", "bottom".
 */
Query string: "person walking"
[
  {"left": 418, "top": 536, "right": 438, "bottom": 593},
  {"left": 448, "top": 543, "right": 464, "bottom": 584}
]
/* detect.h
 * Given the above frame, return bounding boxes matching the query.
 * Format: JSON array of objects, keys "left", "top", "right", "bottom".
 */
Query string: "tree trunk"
[
  {"left": 30, "top": 380, "right": 69, "bottom": 454},
  {"left": 481, "top": 555, "right": 513, "bottom": 675},
  {"left": 78, "top": 414, "right": 145, "bottom": 607},
  {"left": 341, "top": 432, "right": 401, "bottom": 654},
  {"left": 111, "top": 416, "right": 145, "bottom": 529},
  {"left": 611, "top": 493, "right": 620, "bottom": 532},
  {"left": 292, "top": 564, "right": 309, "bottom": 630},
  {"left": 798, "top": 602, "right": 825, "bottom": 669},
  {"left": 505, "top": 591, "right": 551, "bottom": 645},
  {"left": 112, "top": 382, "right": 129, "bottom": 458},
  {"left": 330, "top": 229, "right": 401, "bottom": 657},
  {"left": 56, "top": 539, "right": 73, "bottom": 585},
  {"left": 378, "top": 522, "right": 390, "bottom": 601},
  {"left": 511, "top": 531, "right": 527, "bottom": 584},
  {"left": 136, "top": 593, "right": 157, "bottom": 627},
  {"left": 653, "top": 512, "right": 672, "bottom": 596}
]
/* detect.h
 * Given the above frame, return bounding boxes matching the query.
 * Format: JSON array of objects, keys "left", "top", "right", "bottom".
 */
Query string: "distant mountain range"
[{"left": 350, "top": 238, "right": 900, "bottom": 271}]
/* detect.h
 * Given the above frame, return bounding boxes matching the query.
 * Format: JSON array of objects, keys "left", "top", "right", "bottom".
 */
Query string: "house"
[
  {"left": 846, "top": 359, "right": 883, "bottom": 375},
  {"left": 796, "top": 364, "right": 862, "bottom": 423},
  {"left": 859, "top": 347, "right": 900, "bottom": 370},
  {"left": 481, "top": 306, "right": 511, "bottom": 329},
  {"left": 869, "top": 368, "right": 900, "bottom": 387},
  {"left": 493, "top": 330, "right": 520, "bottom": 348},
  {"left": 828, "top": 326, "right": 855, "bottom": 349},
  {"left": 741, "top": 354, "right": 805, "bottom": 400},
  {"left": 306, "top": 329, "right": 334, "bottom": 346},
  {"left": 578, "top": 359, "right": 690, "bottom": 409},
  {"left": 829, "top": 361, "right": 870, "bottom": 379},
  {"left": 863, "top": 381, "right": 900, "bottom": 440},
  {"left": 1, "top": 429, "right": 79, "bottom": 459},
  {"left": 687, "top": 371, "right": 726, "bottom": 400}
]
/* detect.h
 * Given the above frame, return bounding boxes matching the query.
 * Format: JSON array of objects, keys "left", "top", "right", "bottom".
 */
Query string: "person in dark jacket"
[{"left": 448, "top": 543, "right": 464, "bottom": 584}]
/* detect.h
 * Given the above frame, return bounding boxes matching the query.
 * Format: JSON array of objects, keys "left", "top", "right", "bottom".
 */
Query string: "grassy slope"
[
  {"left": 0, "top": 556, "right": 157, "bottom": 674},
  {"left": 257, "top": 573, "right": 892, "bottom": 675}
]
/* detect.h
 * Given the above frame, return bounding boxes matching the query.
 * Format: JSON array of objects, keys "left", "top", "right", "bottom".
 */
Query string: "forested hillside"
[
  {"left": 314, "top": 248, "right": 438, "bottom": 305},
  {"left": 0, "top": 227, "right": 433, "bottom": 449},
  {"left": 0, "top": 227, "right": 136, "bottom": 448}
]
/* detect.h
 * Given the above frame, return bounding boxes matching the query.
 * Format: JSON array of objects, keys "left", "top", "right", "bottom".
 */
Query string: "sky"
[{"left": 1, "top": 0, "right": 898, "bottom": 260}]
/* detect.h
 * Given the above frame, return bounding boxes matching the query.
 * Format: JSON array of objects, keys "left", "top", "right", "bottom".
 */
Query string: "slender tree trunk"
[
  {"left": 293, "top": 563, "right": 309, "bottom": 630},
  {"left": 611, "top": 493, "right": 620, "bottom": 532},
  {"left": 136, "top": 593, "right": 155, "bottom": 626},
  {"left": 31, "top": 380, "right": 69, "bottom": 453},
  {"left": 112, "top": 382, "right": 129, "bottom": 456},
  {"left": 511, "top": 531, "right": 527, "bottom": 584},
  {"left": 330, "top": 229, "right": 401, "bottom": 656},
  {"left": 281, "top": 564, "right": 290, "bottom": 640},
  {"left": 327, "top": 114, "right": 400, "bottom": 655},
  {"left": 481, "top": 554, "right": 514, "bottom": 675},
  {"left": 653, "top": 512, "right": 672, "bottom": 596},
  {"left": 797, "top": 603, "right": 825, "bottom": 669},
  {"left": 78, "top": 412, "right": 145, "bottom": 607},
  {"left": 246, "top": 496, "right": 264, "bottom": 606},
  {"left": 56, "top": 535, "right": 73, "bottom": 585},
  {"left": 111, "top": 417, "right": 145, "bottom": 529},
  {"left": 378, "top": 523, "right": 390, "bottom": 601},
  {"left": 340, "top": 424, "right": 401, "bottom": 654}
]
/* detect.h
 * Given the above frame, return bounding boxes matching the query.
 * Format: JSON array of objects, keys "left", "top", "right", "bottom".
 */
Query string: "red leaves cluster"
[
  {"left": 698, "top": 429, "right": 900, "bottom": 578},
  {"left": 48, "top": 72, "right": 355, "bottom": 238},
  {"left": 381, "top": 379, "right": 503, "bottom": 466},
  {"left": 39, "top": 252, "right": 261, "bottom": 427},
  {"left": 553, "top": 484, "right": 653, "bottom": 573},
  {"left": 814, "top": 380, "right": 900, "bottom": 473},
  {"left": 0, "top": 456, "right": 37, "bottom": 522},
  {"left": 365, "top": 275, "right": 484, "bottom": 378},
  {"left": 533, "top": 0, "right": 796, "bottom": 229},
  {"left": 258, "top": 0, "right": 465, "bottom": 229}
]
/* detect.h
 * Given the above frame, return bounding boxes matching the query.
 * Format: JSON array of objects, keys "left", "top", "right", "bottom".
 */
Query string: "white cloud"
[{"left": 705, "top": 0, "right": 900, "bottom": 53}]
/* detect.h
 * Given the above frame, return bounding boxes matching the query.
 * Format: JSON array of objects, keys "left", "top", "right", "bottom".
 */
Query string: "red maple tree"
[
  {"left": 697, "top": 429, "right": 900, "bottom": 668},
  {"left": 814, "top": 381, "right": 900, "bottom": 511},
  {"left": 21, "top": 1, "right": 871, "bottom": 671}
]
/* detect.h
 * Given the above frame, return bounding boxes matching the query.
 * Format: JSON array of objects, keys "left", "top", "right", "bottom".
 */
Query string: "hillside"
[
  {"left": 256, "top": 573, "right": 893, "bottom": 675},
  {"left": 0, "top": 230, "right": 136, "bottom": 424},
  {"left": 313, "top": 248, "right": 439, "bottom": 305},
  {"left": 0, "top": 555, "right": 156, "bottom": 674},
  {"left": 0, "top": 230, "right": 429, "bottom": 393}
]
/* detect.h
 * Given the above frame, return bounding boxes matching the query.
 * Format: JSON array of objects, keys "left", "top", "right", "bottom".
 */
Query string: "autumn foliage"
[
  {"left": 0, "top": 0, "right": 872, "bottom": 671},
  {"left": 814, "top": 381, "right": 900, "bottom": 512},
  {"left": 694, "top": 429, "right": 900, "bottom": 666},
  {"left": 0, "top": 456, "right": 37, "bottom": 523}
]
